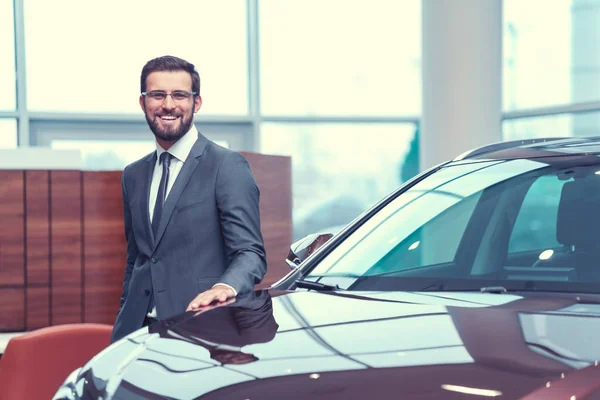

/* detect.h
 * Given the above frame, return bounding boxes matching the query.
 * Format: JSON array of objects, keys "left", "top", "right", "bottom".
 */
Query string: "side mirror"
[{"left": 285, "top": 232, "right": 334, "bottom": 269}]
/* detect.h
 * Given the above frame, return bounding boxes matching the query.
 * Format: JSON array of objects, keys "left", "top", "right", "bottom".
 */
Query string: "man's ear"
[
  {"left": 139, "top": 95, "right": 145, "bottom": 112},
  {"left": 194, "top": 95, "right": 202, "bottom": 113}
]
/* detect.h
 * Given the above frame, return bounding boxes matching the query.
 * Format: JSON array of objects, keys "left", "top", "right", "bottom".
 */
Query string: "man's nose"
[{"left": 162, "top": 95, "right": 176, "bottom": 110}]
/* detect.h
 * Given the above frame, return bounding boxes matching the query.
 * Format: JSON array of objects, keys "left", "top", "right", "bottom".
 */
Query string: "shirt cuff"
[{"left": 213, "top": 283, "right": 237, "bottom": 296}]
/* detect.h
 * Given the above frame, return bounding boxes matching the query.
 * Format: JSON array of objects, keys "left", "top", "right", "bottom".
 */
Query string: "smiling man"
[{"left": 111, "top": 55, "right": 267, "bottom": 343}]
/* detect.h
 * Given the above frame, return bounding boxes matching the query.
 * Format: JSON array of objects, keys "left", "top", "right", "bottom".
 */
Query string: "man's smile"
[{"left": 158, "top": 115, "right": 180, "bottom": 122}]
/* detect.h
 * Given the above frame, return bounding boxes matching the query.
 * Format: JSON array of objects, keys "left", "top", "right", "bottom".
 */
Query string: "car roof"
[{"left": 453, "top": 136, "right": 600, "bottom": 162}]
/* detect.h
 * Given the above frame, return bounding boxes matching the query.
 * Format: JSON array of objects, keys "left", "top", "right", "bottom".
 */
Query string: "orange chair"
[{"left": 0, "top": 323, "right": 113, "bottom": 400}]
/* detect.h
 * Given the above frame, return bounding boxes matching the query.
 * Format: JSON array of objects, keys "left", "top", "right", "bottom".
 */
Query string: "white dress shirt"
[
  {"left": 147, "top": 125, "right": 236, "bottom": 318},
  {"left": 148, "top": 126, "right": 198, "bottom": 222}
]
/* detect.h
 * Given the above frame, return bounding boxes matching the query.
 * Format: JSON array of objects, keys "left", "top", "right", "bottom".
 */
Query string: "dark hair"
[{"left": 140, "top": 55, "right": 200, "bottom": 95}]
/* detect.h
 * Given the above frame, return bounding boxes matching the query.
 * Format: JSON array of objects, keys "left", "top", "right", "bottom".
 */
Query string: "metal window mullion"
[
  {"left": 260, "top": 115, "right": 421, "bottom": 124},
  {"left": 13, "top": 0, "right": 29, "bottom": 146},
  {"left": 502, "top": 101, "right": 600, "bottom": 121},
  {"left": 28, "top": 112, "right": 253, "bottom": 124},
  {"left": 0, "top": 111, "right": 19, "bottom": 118},
  {"left": 247, "top": 0, "right": 261, "bottom": 152}
]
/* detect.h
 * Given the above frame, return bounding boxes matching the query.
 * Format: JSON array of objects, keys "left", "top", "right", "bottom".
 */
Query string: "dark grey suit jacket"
[{"left": 111, "top": 133, "right": 267, "bottom": 342}]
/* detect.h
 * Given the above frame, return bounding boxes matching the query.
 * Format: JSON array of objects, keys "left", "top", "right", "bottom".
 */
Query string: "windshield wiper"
[
  {"left": 419, "top": 282, "right": 510, "bottom": 293},
  {"left": 295, "top": 279, "right": 340, "bottom": 291},
  {"left": 419, "top": 282, "right": 446, "bottom": 291},
  {"left": 480, "top": 286, "right": 508, "bottom": 294}
]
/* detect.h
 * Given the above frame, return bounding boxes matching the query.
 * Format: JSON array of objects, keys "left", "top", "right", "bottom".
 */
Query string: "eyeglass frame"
[{"left": 141, "top": 90, "right": 198, "bottom": 102}]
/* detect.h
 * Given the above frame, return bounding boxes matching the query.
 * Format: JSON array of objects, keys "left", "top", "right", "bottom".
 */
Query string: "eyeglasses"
[{"left": 141, "top": 90, "right": 197, "bottom": 102}]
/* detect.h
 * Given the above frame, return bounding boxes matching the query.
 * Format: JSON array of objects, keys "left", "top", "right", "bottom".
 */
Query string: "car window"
[
  {"left": 364, "top": 191, "right": 481, "bottom": 275},
  {"left": 508, "top": 175, "right": 564, "bottom": 254},
  {"left": 309, "top": 159, "right": 546, "bottom": 278},
  {"left": 306, "top": 156, "right": 600, "bottom": 293}
]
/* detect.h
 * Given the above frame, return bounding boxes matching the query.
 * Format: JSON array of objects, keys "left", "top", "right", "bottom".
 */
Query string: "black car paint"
[
  {"left": 55, "top": 137, "right": 600, "bottom": 400},
  {"left": 59, "top": 289, "right": 600, "bottom": 399}
]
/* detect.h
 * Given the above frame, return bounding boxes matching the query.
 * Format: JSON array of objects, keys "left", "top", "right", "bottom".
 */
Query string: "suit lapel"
[
  {"left": 153, "top": 134, "right": 208, "bottom": 248},
  {"left": 144, "top": 152, "right": 158, "bottom": 246}
]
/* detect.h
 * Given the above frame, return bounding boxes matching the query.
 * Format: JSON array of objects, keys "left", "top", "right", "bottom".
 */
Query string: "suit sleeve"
[
  {"left": 215, "top": 152, "right": 267, "bottom": 295},
  {"left": 232, "top": 291, "right": 279, "bottom": 344},
  {"left": 118, "top": 168, "right": 139, "bottom": 312}
]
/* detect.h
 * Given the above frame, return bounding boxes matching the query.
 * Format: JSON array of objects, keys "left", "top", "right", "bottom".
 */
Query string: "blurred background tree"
[{"left": 400, "top": 125, "right": 419, "bottom": 183}]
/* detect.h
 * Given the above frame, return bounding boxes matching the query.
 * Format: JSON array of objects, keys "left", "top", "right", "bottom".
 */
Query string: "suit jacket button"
[
  {"left": 145, "top": 289, "right": 151, "bottom": 296},
  {"left": 151, "top": 257, "right": 158, "bottom": 263}
]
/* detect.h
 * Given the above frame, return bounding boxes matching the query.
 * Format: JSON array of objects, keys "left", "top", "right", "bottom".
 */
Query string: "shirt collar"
[{"left": 155, "top": 124, "right": 198, "bottom": 163}]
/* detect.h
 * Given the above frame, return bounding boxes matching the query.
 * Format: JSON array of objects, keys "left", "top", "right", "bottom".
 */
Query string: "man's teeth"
[{"left": 160, "top": 116, "right": 178, "bottom": 120}]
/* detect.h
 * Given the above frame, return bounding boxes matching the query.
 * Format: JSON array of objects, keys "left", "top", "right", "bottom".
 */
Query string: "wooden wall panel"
[
  {"left": 0, "top": 288, "right": 25, "bottom": 331},
  {"left": 26, "top": 287, "right": 50, "bottom": 329},
  {"left": 242, "top": 152, "right": 292, "bottom": 287},
  {"left": 0, "top": 171, "right": 25, "bottom": 286},
  {"left": 82, "top": 171, "right": 124, "bottom": 324},
  {"left": 25, "top": 170, "right": 50, "bottom": 285},
  {"left": 50, "top": 171, "right": 82, "bottom": 325},
  {"left": 25, "top": 171, "right": 51, "bottom": 330},
  {"left": 0, "top": 153, "right": 291, "bottom": 332}
]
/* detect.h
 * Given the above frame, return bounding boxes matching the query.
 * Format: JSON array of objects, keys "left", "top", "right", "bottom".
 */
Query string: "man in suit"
[{"left": 111, "top": 55, "right": 267, "bottom": 343}]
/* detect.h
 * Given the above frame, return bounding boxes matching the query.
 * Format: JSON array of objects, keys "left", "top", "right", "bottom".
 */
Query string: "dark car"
[{"left": 55, "top": 137, "right": 600, "bottom": 399}]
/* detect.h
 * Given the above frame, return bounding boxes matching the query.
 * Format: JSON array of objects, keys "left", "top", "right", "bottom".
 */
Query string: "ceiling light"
[
  {"left": 539, "top": 249, "right": 554, "bottom": 260},
  {"left": 408, "top": 241, "right": 420, "bottom": 251}
]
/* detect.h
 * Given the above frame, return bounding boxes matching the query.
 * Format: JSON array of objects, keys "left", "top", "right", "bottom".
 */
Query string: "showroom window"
[
  {"left": 50, "top": 138, "right": 230, "bottom": 171},
  {"left": 0, "top": 120, "right": 18, "bottom": 149},
  {"left": 261, "top": 123, "right": 418, "bottom": 240},
  {"left": 0, "top": 0, "right": 15, "bottom": 111},
  {"left": 24, "top": 0, "right": 248, "bottom": 115},
  {"left": 259, "top": 0, "right": 421, "bottom": 116},
  {"left": 502, "top": 1, "right": 600, "bottom": 143},
  {"left": 503, "top": 111, "right": 600, "bottom": 141},
  {"left": 259, "top": 0, "right": 421, "bottom": 239},
  {"left": 6, "top": 0, "right": 423, "bottom": 238},
  {"left": 503, "top": 0, "right": 574, "bottom": 110}
]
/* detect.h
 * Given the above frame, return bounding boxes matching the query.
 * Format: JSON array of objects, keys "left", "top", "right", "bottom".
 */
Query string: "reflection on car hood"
[{"left": 68, "top": 290, "right": 600, "bottom": 400}]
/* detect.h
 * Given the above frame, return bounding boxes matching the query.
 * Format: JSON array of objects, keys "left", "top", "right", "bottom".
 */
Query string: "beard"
[{"left": 145, "top": 111, "right": 194, "bottom": 142}]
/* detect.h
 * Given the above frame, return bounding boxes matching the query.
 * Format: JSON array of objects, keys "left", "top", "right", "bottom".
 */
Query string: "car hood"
[{"left": 63, "top": 289, "right": 600, "bottom": 399}]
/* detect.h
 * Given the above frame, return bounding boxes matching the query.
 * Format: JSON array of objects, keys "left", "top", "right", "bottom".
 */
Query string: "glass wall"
[
  {"left": 24, "top": 0, "right": 248, "bottom": 115},
  {"left": 259, "top": 0, "right": 421, "bottom": 116},
  {"left": 261, "top": 123, "right": 418, "bottom": 239},
  {"left": 0, "top": 0, "right": 15, "bottom": 111},
  {"left": 6, "top": 0, "right": 422, "bottom": 239},
  {"left": 259, "top": 0, "right": 421, "bottom": 238},
  {"left": 503, "top": 0, "right": 573, "bottom": 111},
  {"left": 0, "top": 120, "right": 18, "bottom": 148},
  {"left": 50, "top": 138, "right": 230, "bottom": 171},
  {"left": 504, "top": 111, "right": 600, "bottom": 141},
  {"left": 50, "top": 140, "right": 155, "bottom": 170},
  {"left": 503, "top": 0, "right": 600, "bottom": 139}
]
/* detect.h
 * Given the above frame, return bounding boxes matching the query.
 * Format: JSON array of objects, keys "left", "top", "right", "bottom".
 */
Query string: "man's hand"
[
  {"left": 186, "top": 285, "right": 236, "bottom": 311},
  {"left": 191, "top": 297, "right": 236, "bottom": 316}
]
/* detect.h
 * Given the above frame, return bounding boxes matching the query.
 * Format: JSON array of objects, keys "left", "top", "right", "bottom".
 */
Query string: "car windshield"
[{"left": 306, "top": 155, "right": 600, "bottom": 294}]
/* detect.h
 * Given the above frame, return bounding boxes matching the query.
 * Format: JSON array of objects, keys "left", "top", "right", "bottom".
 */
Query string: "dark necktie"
[{"left": 152, "top": 152, "right": 173, "bottom": 236}]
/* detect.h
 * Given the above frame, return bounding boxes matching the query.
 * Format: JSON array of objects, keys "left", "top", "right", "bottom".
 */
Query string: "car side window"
[
  {"left": 508, "top": 175, "right": 564, "bottom": 254},
  {"left": 365, "top": 191, "right": 482, "bottom": 275}
]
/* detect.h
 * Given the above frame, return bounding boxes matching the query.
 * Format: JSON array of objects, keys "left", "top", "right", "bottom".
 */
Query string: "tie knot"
[{"left": 159, "top": 152, "right": 172, "bottom": 166}]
